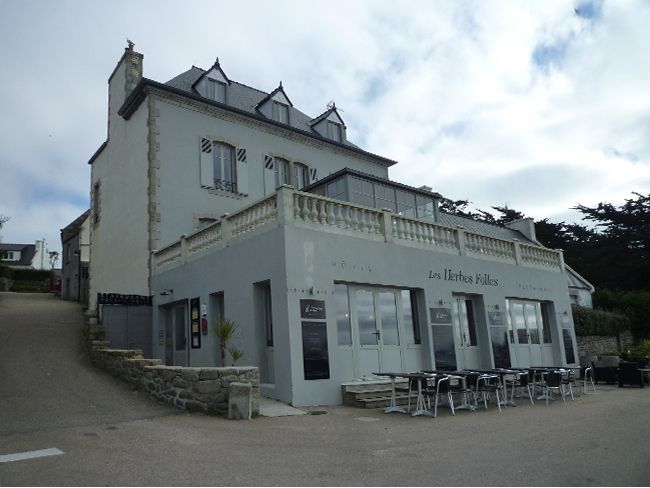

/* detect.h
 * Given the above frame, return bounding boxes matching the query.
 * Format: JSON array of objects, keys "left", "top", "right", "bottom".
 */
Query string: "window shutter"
[
  {"left": 263, "top": 154, "right": 275, "bottom": 195},
  {"left": 200, "top": 137, "right": 214, "bottom": 188},
  {"left": 236, "top": 147, "right": 248, "bottom": 195},
  {"left": 309, "top": 168, "right": 318, "bottom": 182}
]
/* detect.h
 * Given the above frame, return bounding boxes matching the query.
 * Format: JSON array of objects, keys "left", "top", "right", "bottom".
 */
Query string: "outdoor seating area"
[
  {"left": 583, "top": 355, "right": 649, "bottom": 387},
  {"left": 373, "top": 367, "right": 590, "bottom": 418}
]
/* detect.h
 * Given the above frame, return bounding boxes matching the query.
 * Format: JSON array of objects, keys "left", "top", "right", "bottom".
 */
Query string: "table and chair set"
[{"left": 374, "top": 366, "right": 592, "bottom": 418}]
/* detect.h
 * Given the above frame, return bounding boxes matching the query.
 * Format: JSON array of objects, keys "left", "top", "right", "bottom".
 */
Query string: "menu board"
[
  {"left": 562, "top": 329, "right": 576, "bottom": 364},
  {"left": 431, "top": 325, "right": 457, "bottom": 371},
  {"left": 300, "top": 299, "right": 326, "bottom": 319},
  {"left": 302, "top": 321, "right": 330, "bottom": 380},
  {"left": 490, "top": 327, "right": 511, "bottom": 368},
  {"left": 488, "top": 311, "right": 504, "bottom": 326},
  {"left": 190, "top": 297, "right": 201, "bottom": 349},
  {"left": 430, "top": 307, "right": 452, "bottom": 324}
]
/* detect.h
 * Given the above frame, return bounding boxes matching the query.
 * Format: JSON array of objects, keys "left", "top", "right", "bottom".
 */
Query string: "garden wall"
[
  {"left": 576, "top": 331, "right": 634, "bottom": 357},
  {"left": 88, "top": 326, "right": 259, "bottom": 416}
]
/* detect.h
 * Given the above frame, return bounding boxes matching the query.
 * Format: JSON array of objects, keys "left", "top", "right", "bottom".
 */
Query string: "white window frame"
[
  {"left": 274, "top": 157, "right": 289, "bottom": 188},
  {"left": 206, "top": 78, "right": 226, "bottom": 103},
  {"left": 213, "top": 142, "right": 237, "bottom": 193},
  {"left": 327, "top": 121, "right": 342, "bottom": 142},
  {"left": 292, "top": 162, "right": 309, "bottom": 189},
  {"left": 272, "top": 101, "right": 289, "bottom": 124}
]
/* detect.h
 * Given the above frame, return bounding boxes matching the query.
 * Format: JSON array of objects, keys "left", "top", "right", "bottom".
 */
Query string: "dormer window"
[
  {"left": 272, "top": 101, "right": 289, "bottom": 124},
  {"left": 327, "top": 121, "right": 342, "bottom": 142},
  {"left": 206, "top": 78, "right": 226, "bottom": 103}
]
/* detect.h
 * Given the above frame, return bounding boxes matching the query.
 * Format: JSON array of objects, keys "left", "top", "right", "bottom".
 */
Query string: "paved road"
[{"left": 1, "top": 292, "right": 650, "bottom": 486}]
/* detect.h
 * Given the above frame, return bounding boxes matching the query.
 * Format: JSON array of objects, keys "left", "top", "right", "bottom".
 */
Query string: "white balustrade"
[
  {"left": 154, "top": 242, "right": 182, "bottom": 270},
  {"left": 186, "top": 222, "right": 222, "bottom": 255},
  {"left": 392, "top": 216, "right": 458, "bottom": 251},
  {"left": 292, "top": 192, "right": 384, "bottom": 237},
  {"left": 520, "top": 243, "right": 562, "bottom": 269},
  {"left": 465, "top": 232, "right": 516, "bottom": 261}
]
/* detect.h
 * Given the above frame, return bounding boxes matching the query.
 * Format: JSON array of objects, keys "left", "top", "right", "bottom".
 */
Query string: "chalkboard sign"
[
  {"left": 430, "top": 307, "right": 452, "bottom": 324},
  {"left": 490, "top": 327, "right": 511, "bottom": 368},
  {"left": 190, "top": 297, "right": 201, "bottom": 349},
  {"left": 488, "top": 311, "right": 504, "bottom": 326},
  {"left": 562, "top": 329, "right": 576, "bottom": 364},
  {"left": 432, "top": 325, "right": 457, "bottom": 371},
  {"left": 302, "top": 321, "right": 330, "bottom": 380},
  {"left": 300, "top": 299, "right": 326, "bottom": 319}
]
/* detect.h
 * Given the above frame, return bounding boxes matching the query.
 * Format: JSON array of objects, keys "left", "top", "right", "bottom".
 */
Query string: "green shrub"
[
  {"left": 10, "top": 281, "right": 49, "bottom": 293},
  {"left": 571, "top": 305, "right": 630, "bottom": 336},
  {"left": 11, "top": 268, "right": 52, "bottom": 281},
  {"left": 0, "top": 265, "right": 13, "bottom": 278},
  {"left": 630, "top": 340, "right": 650, "bottom": 358}
]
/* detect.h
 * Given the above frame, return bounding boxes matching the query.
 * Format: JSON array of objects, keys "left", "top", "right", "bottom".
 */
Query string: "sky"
[{"left": 1, "top": 0, "right": 649, "bottom": 260}]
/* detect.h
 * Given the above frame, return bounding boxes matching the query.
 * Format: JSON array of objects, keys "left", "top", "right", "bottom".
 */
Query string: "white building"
[{"left": 89, "top": 44, "right": 582, "bottom": 406}]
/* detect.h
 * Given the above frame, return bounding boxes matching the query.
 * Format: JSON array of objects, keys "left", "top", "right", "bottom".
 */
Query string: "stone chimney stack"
[
  {"left": 505, "top": 218, "right": 537, "bottom": 243},
  {"left": 107, "top": 41, "right": 144, "bottom": 136}
]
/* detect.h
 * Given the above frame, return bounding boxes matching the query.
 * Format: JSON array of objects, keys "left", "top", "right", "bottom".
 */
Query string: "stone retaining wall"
[
  {"left": 88, "top": 330, "right": 259, "bottom": 416},
  {"left": 576, "top": 331, "right": 634, "bottom": 357}
]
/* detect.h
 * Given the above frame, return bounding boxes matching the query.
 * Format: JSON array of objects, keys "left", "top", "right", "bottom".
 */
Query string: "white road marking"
[{"left": 0, "top": 448, "right": 64, "bottom": 463}]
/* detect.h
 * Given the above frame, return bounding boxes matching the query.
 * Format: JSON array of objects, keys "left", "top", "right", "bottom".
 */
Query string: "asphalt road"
[{"left": 1, "top": 292, "right": 650, "bottom": 486}]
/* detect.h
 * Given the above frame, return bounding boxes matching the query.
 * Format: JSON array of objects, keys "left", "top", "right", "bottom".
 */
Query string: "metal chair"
[
  {"left": 506, "top": 371, "right": 534, "bottom": 405},
  {"left": 424, "top": 375, "right": 456, "bottom": 418},
  {"left": 542, "top": 371, "right": 566, "bottom": 406},
  {"left": 475, "top": 374, "right": 503, "bottom": 412}
]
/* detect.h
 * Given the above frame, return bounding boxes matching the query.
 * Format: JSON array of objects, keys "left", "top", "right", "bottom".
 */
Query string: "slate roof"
[
  {"left": 0, "top": 243, "right": 36, "bottom": 267},
  {"left": 565, "top": 265, "right": 594, "bottom": 291},
  {"left": 437, "top": 213, "right": 537, "bottom": 245},
  {"left": 60, "top": 210, "right": 90, "bottom": 244},
  {"left": 165, "top": 67, "right": 361, "bottom": 150}
]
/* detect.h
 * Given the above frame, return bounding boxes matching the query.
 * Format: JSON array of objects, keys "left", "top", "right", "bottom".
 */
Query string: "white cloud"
[{"left": 0, "top": 0, "right": 648, "bottom": 257}]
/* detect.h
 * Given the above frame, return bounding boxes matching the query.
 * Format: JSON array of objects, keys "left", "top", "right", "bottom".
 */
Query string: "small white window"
[
  {"left": 213, "top": 142, "right": 237, "bottom": 193},
  {"left": 327, "top": 121, "right": 342, "bottom": 142},
  {"left": 272, "top": 101, "right": 289, "bottom": 124},
  {"left": 274, "top": 157, "right": 289, "bottom": 188},
  {"left": 206, "top": 79, "right": 226, "bottom": 103},
  {"left": 292, "top": 162, "right": 309, "bottom": 189},
  {"left": 2, "top": 250, "right": 20, "bottom": 261}
]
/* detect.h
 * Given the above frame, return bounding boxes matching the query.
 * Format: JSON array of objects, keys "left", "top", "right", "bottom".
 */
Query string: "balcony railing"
[{"left": 152, "top": 185, "right": 564, "bottom": 274}]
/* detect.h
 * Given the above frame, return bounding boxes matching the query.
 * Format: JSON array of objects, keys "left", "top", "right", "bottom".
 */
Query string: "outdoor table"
[
  {"left": 489, "top": 368, "right": 520, "bottom": 407},
  {"left": 529, "top": 367, "right": 569, "bottom": 401},
  {"left": 422, "top": 370, "right": 476, "bottom": 412},
  {"left": 373, "top": 372, "right": 407, "bottom": 414},
  {"left": 398, "top": 372, "right": 435, "bottom": 417}
]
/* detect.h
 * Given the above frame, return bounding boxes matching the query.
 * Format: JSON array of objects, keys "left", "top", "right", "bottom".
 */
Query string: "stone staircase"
[{"left": 342, "top": 379, "right": 412, "bottom": 409}]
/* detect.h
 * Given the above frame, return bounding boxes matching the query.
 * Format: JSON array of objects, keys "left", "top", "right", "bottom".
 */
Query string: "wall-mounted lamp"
[
  {"left": 159, "top": 288, "right": 174, "bottom": 296},
  {"left": 438, "top": 299, "right": 444, "bottom": 306},
  {"left": 495, "top": 304, "right": 500, "bottom": 310}
]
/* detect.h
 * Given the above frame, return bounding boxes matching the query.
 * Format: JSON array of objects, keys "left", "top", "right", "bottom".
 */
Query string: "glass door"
[
  {"left": 351, "top": 287, "right": 404, "bottom": 378},
  {"left": 507, "top": 300, "right": 545, "bottom": 368},
  {"left": 452, "top": 296, "right": 480, "bottom": 370}
]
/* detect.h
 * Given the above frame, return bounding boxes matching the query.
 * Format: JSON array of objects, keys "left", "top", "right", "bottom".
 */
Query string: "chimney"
[
  {"left": 107, "top": 41, "right": 143, "bottom": 136},
  {"left": 505, "top": 218, "right": 537, "bottom": 242}
]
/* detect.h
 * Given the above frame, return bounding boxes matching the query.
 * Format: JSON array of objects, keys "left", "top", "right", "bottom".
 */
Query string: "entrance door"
[
  {"left": 353, "top": 288, "right": 403, "bottom": 378},
  {"left": 507, "top": 300, "right": 544, "bottom": 368},
  {"left": 452, "top": 296, "right": 481, "bottom": 370},
  {"left": 165, "top": 304, "right": 188, "bottom": 366}
]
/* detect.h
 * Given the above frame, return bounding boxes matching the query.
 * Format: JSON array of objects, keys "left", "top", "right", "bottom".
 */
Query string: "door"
[
  {"left": 507, "top": 300, "right": 544, "bottom": 368},
  {"left": 352, "top": 288, "right": 404, "bottom": 378},
  {"left": 165, "top": 304, "right": 188, "bottom": 366},
  {"left": 452, "top": 296, "right": 481, "bottom": 370}
]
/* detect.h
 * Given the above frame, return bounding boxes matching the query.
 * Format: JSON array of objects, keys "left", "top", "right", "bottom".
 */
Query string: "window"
[
  {"left": 260, "top": 282, "right": 273, "bottom": 347},
  {"left": 206, "top": 78, "right": 226, "bottom": 103},
  {"left": 292, "top": 162, "right": 309, "bottom": 189},
  {"left": 213, "top": 142, "right": 237, "bottom": 192},
  {"left": 2, "top": 250, "right": 20, "bottom": 261},
  {"left": 272, "top": 101, "right": 289, "bottom": 124},
  {"left": 396, "top": 189, "right": 417, "bottom": 218},
  {"left": 350, "top": 177, "right": 374, "bottom": 207},
  {"left": 374, "top": 183, "right": 397, "bottom": 212},
  {"left": 197, "top": 217, "right": 217, "bottom": 230},
  {"left": 92, "top": 182, "right": 101, "bottom": 224},
  {"left": 327, "top": 121, "right": 342, "bottom": 142},
  {"left": 274, "top": 157, "right": 289, "bottom": 188},
  {"left": 416, "top": 195, "right": 434, "bottom": 219},
  {"left": 402, "top": 290, "right": 421, "bottom": 344},
  {"left": 334, "top": 284, "right": 352, "bottom": 346}
]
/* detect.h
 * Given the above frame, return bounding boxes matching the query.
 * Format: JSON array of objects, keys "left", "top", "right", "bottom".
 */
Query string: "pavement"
[{"left": 1, "top": 292, "right": 650, "bottom": 486}]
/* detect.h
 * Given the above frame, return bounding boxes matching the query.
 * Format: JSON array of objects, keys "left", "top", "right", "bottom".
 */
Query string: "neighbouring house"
[
  {"left": 565, "top": 265, "right": 595, "bottom": 308},
  {"left": 88, "top": 43, "right": 583, "bottom": 406},
  {"left": 60, "top": 210, "right": 90, "bottom": 303},
  {"left": 0, "top": 240, "right": 49, "bottom": 270}
]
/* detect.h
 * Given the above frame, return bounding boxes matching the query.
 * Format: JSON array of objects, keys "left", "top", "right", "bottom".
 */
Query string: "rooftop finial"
[
  {"left": 215, "top": 57, "right": 220, "bottom": 66},
  {"left": 126, "top": 38, "right": 135, "bottom": 50},
  {"left": 279, "top": 80, "right": 283, "bottom": 88},
  {"left": 327, "top": 100, "right": 336, "bottom": 110}
]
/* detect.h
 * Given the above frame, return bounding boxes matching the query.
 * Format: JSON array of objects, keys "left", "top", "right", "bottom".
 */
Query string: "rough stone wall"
[
  {"left": 87, "top": 323, "right": 259, "bottom": 415},
  {"left": 577, "top": 331, "right": 634, "bottom": 357}
]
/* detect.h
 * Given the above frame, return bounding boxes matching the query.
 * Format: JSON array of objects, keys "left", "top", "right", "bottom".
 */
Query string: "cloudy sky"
[{"left": 1, "top": 0, "right": 648, "bottom": 258}]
